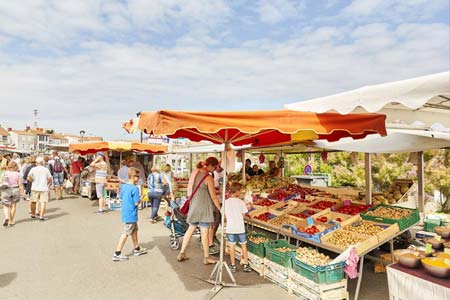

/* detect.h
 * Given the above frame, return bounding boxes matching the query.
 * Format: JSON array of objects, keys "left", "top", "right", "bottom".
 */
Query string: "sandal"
[
  {"left": 203, "top": 257, "right": 217, "bottom": 265},
  {"left": 177, "top": 253, "right": 189, "bottom": 262},
  {"left": 3, "top": 219, "right": 8, "bottom": 227}
]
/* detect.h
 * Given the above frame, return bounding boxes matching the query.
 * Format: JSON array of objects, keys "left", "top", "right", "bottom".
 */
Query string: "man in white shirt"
[{"left": 28, "top": 157, "right": 52, "bottom": 220}]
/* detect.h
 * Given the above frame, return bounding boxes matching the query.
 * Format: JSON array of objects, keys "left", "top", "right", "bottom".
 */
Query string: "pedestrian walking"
[
  {"left": 112, "top": 167, "right": 147, "bottom": 261},
  {"left": 48, "top": 151, "right": 68, "bottom": 200},
  {"left": 70, "top": 156, "right": 84, "bottom": 194},
  {"left": 28, "top": 157, "right": 52, "bottom": 221},
  {"left": 117, "top": 160, "right": 129, "bottom": 184},
  {"left": 90, "top": 152, "right": 108, "bottom": 213},
  {"left": 177, "top": 157, "right": 222, "bottom": 265},
  {"left": 147, "top": 166, "right": 167, "bottom": 223},
  {"left": 1, "top": 161, "right": 23, "bottom": 227}
]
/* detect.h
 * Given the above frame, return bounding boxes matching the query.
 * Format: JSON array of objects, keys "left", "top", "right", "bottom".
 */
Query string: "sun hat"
[{"left": 97, "top": 152, "right": 105, "bottom": 158}]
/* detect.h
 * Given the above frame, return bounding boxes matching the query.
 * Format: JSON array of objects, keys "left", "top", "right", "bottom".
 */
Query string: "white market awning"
[
  {"left": 285, "top": 72, "right": 450, "bottom": 128},
  {"left": 313, "top": 128, "right": 450, "bottom": 153}
]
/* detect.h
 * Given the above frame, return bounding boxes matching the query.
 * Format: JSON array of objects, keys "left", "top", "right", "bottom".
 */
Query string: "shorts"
[
  {"left": 1, "top": 187, "right": 20, "bottom": 206},
  {"left": 72, "top": 174, "right": 80, "bottom": 183},
  {"left": 52, "top": 172, "right": 64, "bottom": 186},
  {"left": 31, "top": 191, "right": 49, "bottom": 203},
  {"left": 189, "top": 222, "right": 211, "bottom": 228},
  {"left": 96, "top": 183, "right": 105, "bottom": 198},
  {"left": 227, "top": 233, "right": 247, "bottom": 245},
  {"left": 122, "top": 223, "right": 138, "bottom": 236}
]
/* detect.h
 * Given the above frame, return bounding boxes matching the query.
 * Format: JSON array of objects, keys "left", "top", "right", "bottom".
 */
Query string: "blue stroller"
[{"left": 164, "top": 199, "right": 200, "bottom": 250}]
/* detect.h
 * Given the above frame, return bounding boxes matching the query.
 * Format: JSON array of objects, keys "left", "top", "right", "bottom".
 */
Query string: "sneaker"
[
  {"left": 228, "top": 263, "right": 237, "bottom": 273},
  {"left": 243, "top": 264, "right": 252, "bottom": 272},
  {"left": 97, "top": 210, "right": 105, "bottom": 214},
  {"left": 112, "top": 254, "right": 129, "bottom": 262},
  {"left": 3, "top": 219, "right": 9, "bottom": 227},
  {"left": 149, "top": 219, "right": 157, "bottom": 224},
  {"left": 133, "top": 247, "right": 148, "bottom": 256},
  {"left": 39, "top": 217, "right": 48, "bottom": 221}
]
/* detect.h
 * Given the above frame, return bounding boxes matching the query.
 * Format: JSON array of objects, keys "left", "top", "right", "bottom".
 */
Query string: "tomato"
[{"left": 309, "top": 201, "right": 335, "bottom": 210}]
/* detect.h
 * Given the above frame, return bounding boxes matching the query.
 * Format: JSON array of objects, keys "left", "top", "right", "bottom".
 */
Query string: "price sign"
[
  {"left": 307, "top": 217, "right": 314, "bottom": 226},
  {"left": 435, "top": 235, "right": 442, "bottom": 241},
  {"left": 444, "top": 248, "right": 450, "bottom": 254},
  {"left": 425, "top": 243, "right": 432, "bottom": 254},
  {"left": 343, "top": 200, "right": 351, "bottom": 206}
]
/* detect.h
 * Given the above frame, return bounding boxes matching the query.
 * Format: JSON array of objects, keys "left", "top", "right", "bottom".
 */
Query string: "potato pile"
[
  {"left": 343, "top": 221, "right": 384, "bottom": 236},
  {"left": 275, "top": 247, "right": 294, "bottom": 253},
  {"left": 324, "top": 231, "right": 366, "bottom": 248},
  {"left": 248, "top": 236, "right": 269, "bottom": 244},
  {"left": 269, "top": 215, "right": 298, "bottom": 227},
  {"left": 372, "top": 181, "right": 411, "bottom": 205},
  {"left": 365, "top": 207, "right": 411, "bottom": 220},
  {"left": 295, "top": 247, "right": 331, "bottom": 267}
]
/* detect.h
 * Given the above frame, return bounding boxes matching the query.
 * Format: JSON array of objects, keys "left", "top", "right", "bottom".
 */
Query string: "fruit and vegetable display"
[
  {"left": 290, "top": 198, "right": 314, "bottom": 204},
  {"left": 365, "top": 206, "right": 412, "bottom": 220},
  {"left": 295, "top": 224, "right": 326, "bottom": 235},
  {"left": 245, "top": 177, "right": 296, "bottom": 191},
  {"left": 371, "top": 180, "right": 413, "bottom": 205},
  {"left": 253, "top": 212, "right": 275, "bottom": 222},
  {"left": 248, "top": 236, "right": 269, "bottom": 244},
  {"left": 343, "top": 221, "right": 384, "bottom": 236},
  {"left": 295, "top": 247, "right": 331, "bottom": 267},
  {"left": 253, "top": 198, "right": 277, "bottom": 207},
  {"left": 275, "top": 247, "right": 295, "bottom": 253},
  {"left": 289, "top": 210, "right": 317, "bottom": 219},
  {"left": 269, "top": 215, "right": 300, "bottom": 227},
  {"left": 268, "top": 189, "right": 294, "bottom": 201},
  {"left": 308, "top": 200, "right": 336, "bottom": 210},
  {"left": 323, "top": 230, "right": 366, "bottom": 248},
  {"left": 336, "top": 204, "right": 371, "bottom": 215}
]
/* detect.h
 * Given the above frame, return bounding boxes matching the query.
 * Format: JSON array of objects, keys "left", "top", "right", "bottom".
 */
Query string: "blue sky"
[{"left": 0, "top": 0, "right": 448, "bottom": 140}]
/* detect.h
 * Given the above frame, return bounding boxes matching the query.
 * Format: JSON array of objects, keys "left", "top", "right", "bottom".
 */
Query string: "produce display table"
[
  {"left": 387, "top": 263, "right": 450, "bottom": 300},
  {"left": 245, "top": 217, "right": 417, "bottom": 300}
]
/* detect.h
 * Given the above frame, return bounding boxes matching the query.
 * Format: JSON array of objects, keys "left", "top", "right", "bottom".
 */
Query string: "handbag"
[
  {"left": 180, "top": 174, "right": 209, "bottom": 215},
  {"left": 0, "top": 172, "right": 9, "bottom": 191}
]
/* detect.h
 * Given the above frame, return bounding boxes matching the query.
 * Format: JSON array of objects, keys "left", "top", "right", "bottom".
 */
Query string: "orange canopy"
[
  {"left": 123, "top": 110, "right": 386, "bottom": 146},
  {"left": 69, "top": 141, "right": 167, "bottom": 155}
]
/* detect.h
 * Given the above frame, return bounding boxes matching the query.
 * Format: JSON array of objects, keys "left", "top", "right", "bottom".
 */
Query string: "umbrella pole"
[{"left": 207, "top": 142, "right": 237, "bottom": 294}]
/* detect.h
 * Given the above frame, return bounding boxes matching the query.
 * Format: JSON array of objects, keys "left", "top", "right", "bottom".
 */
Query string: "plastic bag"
[{"left": 64, "top": 180, "right": 73, "bottom": 189}]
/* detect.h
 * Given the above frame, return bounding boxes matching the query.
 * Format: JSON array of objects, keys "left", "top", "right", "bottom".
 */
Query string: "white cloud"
[{"left": 257, "top": 0, "right": 304, "bottom": 24}]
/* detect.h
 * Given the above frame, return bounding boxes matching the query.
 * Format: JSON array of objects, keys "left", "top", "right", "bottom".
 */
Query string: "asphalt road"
[
  {"left": 1, "top": 194, "right": 389, "bottom": 300},
  {"left": 1, "top": 195, "right": 297, "bottom": 300}
]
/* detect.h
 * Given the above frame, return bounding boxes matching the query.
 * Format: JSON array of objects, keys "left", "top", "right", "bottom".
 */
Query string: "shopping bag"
[{"left": 64, "top": 180, "right": 73, "bottom": 189}]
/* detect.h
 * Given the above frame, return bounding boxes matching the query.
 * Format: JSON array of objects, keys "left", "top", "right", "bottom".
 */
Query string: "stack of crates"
[{"left": 289, "top": 269, "right": 349, "bottom": 300}]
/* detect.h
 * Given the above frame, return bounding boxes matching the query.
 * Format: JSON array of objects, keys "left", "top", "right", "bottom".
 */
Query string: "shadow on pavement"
[
  {"left": 151, "top": 236, "right": 270, "bottom": 292},
  {"left": 46, "top": 212, "right": 69, "bottom": 220},
  {"left": 0, "top": 272, "right": 17, "bottom": 288},
  {"left": 46, "top": 207, "right": 61, "bottom": 213}
]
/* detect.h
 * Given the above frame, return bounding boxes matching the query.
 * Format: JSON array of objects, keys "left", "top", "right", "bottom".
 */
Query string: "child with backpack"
[
  {"left": 225, "top": 182, "right": 251, "bottom": 272},
  {"left": 112, "top": 167, "right": 147, "bottom": 261}
]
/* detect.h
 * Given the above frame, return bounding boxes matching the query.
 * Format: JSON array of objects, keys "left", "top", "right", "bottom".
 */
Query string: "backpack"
[{"left": 53, "top": 159, "right": 64, "bottom": 173}]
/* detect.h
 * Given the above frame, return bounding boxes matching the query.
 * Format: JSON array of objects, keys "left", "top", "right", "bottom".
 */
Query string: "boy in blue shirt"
[{"left": 112, "top": 167, "right": 147, "bottom": 261}]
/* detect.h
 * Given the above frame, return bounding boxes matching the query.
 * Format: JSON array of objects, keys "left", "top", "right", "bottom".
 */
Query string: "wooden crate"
[
  {"left": 374, "top": 222, "right": 400, "bottom": 242},
  {"left": 312, "top": 208, "right": 360, "bottom": 227},
  {"left": 321, "top": 229, "right": 379, "bottom": 256},
  {"left": 268, "top": 214, "right": 303, "bottom": 228},
  {"left": 288, "top": 270, "right": 348, "bottom": 300},
  {"left": 264, "top": 258, "right": 289, "bottom": 288},
  {"left": 269, "top": 201, "right": 298, "bottom": 216}
]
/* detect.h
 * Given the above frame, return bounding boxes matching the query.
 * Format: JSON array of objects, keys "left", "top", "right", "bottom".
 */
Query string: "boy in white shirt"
[{"left": 225, "top": 182, "right": 251, "bottom": 273}]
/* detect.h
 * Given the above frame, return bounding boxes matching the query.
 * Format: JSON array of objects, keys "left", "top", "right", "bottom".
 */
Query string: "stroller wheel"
[{"left": 170, "top": 239, "right": 180, "bottom": 250}]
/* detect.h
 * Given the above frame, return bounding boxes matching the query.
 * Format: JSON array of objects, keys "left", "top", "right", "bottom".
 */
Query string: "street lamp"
[{"left": 79, "top": 130, "right": 85, "bottom": 143}]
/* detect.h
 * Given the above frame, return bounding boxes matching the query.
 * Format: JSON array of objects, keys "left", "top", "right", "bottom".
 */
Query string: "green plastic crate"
[
  {"left": 361, "top": 204, "right": 420, "bottom": 231},
  {"left": 291, "top": 255, "right": 345, "bottom": 284},
  {"left": 247, "top": 232, "right": 271, "bottom": 258},
  {"left": 424, "top": 219, "right": 441, "bottom": 232},
  {"left": 265, "top": 240, "right": 297, "bottom": 267}
]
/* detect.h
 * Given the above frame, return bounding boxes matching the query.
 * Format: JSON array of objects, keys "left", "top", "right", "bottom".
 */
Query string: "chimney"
[
  {"left": 7, "top": 128, "right": 12, "bottom": 131},
  {"left": 25, "top": 126, "right": 30, "bottom": 131}
]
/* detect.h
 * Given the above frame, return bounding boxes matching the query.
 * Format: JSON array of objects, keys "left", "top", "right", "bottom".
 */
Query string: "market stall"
[
  {"left": 123, "top": 109, "right": 387, "bottom": 295},
  {"left": 69, "top": 141, "right": 168, "bottom": 205}
]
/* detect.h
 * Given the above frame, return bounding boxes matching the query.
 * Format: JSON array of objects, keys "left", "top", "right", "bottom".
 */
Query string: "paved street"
[
  {"left": 1, "top": 195, "right": 390, "bottom": 300},
  {"left": 1, "top": 195, "right": 296, "bottom": 300}
]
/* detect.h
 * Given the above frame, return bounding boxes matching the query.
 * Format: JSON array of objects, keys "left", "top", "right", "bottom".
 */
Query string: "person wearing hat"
[{"left": 90, "top": 152, "right": 108, "bottom": 213}]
